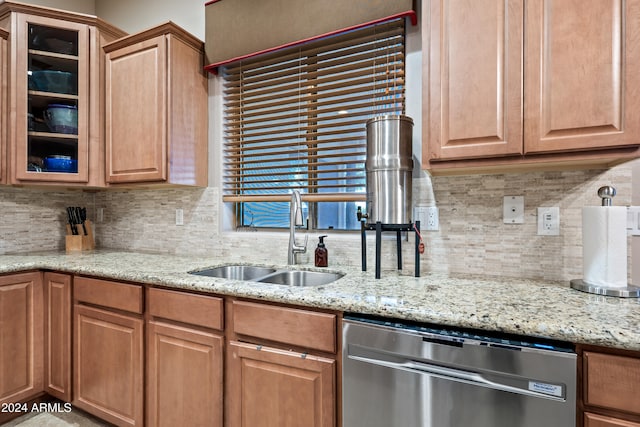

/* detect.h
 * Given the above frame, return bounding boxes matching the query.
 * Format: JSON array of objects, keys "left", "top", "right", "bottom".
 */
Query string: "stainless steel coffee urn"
[{"left": 365, "top": 115, "right": 413, "bottom": 225}]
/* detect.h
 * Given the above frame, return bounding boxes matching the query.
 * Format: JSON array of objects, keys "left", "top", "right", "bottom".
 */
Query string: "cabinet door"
[
  {"left": 0, "top": 272, "right": 43, "bottom": 404},
  {"left": 43, "top": 272, "right": 71, "bottom": 402},
  {"left": 11, "top": 13, "right": 90, "bottom": 183},
  {"left": 425, "top": 0, "right": 523, "bottom": 161},
  {"left": 0, "top": 30, "right": 7, "bottom": 184},
  {"left": 524, "top": 0, "right": 640, "bottom": 153},
  {"left": 147, "top": 321, "right": 223, "bottom": 427},
  {"left": 74, "top": 304, "right": 143, "bottom": 427},
  {"left": 585, "top": 412, "right": 640, "bottom": 427},
  {"left": 584, "top": 351, "right": 640, "bottom": 416},
  {"left": 227, "top": 341, "right": 335, "bottom": 427},
  {"left": 105, "top": 35, "right": 167, "bottom": 183}
]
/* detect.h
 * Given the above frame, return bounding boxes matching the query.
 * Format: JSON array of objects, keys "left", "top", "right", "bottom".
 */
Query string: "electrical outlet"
[
  {"left": 425, "top": 206, "right": 439, "bottom": 231},
  {"left": 503, "top": 196, "right": 524, "bottom": 224},
  {"left": 537, "top": 207, "right": 560, "bottom": 236},
  {"left": 175, "top": 209, "right": 184, "bottom": 226},
  {"left": 414, "top": 206, "right": 439, "bottom": 231},
  {"left": 97, "top": 208, "right": 104, "bottom": 223}
]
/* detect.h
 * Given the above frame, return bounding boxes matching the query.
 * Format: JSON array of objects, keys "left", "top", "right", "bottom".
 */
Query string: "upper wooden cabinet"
[
  {"left": 426, "top": 0, "right": 523, "bottom": 161},
  {"left": 424, "top": 0, "right": 640, "bottom": 173},
  {"left": 0, "top": 2, "right": 126, "bottom": 186},
  {"left": 104, "top": 22, "right": 208, "bottom": 186},
  {"left": 524, "top": 0, "right": 639, "bottom": 154}
]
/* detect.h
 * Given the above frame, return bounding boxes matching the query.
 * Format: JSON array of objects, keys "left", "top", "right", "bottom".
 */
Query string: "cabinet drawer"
[
  {"left": 584, "top": 351, "right": 640, "bottom": 416},
  {"left": 74, "top": 277, "right": 143, "bottom": 314},
  {"left": 232, "top": 301, "right": 336, "bottom": 353},
  {"left": 148, "top": 287, "right": 223, "bottom": 330},
  {"left": 585, "top": 412, "right": 640, "bottom": 427}
]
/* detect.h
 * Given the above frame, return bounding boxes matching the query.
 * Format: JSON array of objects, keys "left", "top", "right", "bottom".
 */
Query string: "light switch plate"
[
  {"left": 628, "top": 206, "right": 640, "bottom": 236},
  {"left": 175, "top": 209, "right": 184, "bottom": 226},
  {"left": 503, "top": 196, "right": 524, "bottom": 224}
]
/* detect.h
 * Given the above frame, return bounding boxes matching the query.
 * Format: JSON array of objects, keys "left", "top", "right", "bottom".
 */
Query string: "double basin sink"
[{"left": 190, "top": 265, "right": 344, "bottom": 287}]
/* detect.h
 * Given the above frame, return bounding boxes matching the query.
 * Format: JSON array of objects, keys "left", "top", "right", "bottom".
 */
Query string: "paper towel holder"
[
  {"left": 570, "top": 185, "right": 640, "bottom": 298},
  {"left": 570, "top": 279, "right": 639, "bottom": 298}
]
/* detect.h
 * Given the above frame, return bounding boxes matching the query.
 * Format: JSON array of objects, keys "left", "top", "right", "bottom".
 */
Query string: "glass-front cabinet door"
[{"left": 13, "top": 14, "right": 88, "bottom": 183}]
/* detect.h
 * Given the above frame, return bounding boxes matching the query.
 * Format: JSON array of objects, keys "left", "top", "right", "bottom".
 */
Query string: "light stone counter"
[{"left": 2, "top": 250, "right": 639, "bottom": 351}]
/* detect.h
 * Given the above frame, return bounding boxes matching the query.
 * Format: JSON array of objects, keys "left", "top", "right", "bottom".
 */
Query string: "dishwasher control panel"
[{"left": 343, "top": 314, "right": 575, "bottom": 353}]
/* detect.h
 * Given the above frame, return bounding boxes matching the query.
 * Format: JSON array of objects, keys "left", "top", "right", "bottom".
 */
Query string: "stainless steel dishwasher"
[{"left": 343, "top": 315, "right": 577, "bottom": 427}]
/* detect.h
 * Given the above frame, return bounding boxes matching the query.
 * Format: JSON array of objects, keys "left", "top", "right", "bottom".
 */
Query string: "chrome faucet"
[{"left": 288, "top": 190, "right": 308, "bottom": 264}]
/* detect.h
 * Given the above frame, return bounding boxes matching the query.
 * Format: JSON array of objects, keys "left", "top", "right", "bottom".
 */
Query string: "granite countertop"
[{"left": 2, "top": 250, "right": 639, "bottom": 351}]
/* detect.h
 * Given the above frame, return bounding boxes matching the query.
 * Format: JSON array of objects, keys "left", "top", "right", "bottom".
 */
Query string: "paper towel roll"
[{"left": 582, "top": 206, "right": 627, "bottom": 288}]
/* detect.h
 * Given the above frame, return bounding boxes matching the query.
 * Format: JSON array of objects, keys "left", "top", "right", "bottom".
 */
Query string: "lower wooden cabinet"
[
  {"left": 584, "top": 351, "right": 640, "bottom": 416},
  {"left": 581, "top": 348, "right": 640, "bottom": 427},
  {"left": 147, "top": 321, "right": 223, "bottom": 427},
  {"left": 73, "top": 304, "right": 143, "bottom": 427},
  {"left": 226, "top": 341, "right": 336, "bottom": 427},
  {"left": 585, "top": 413, "right": 640, "bottom": 427},
  {"left": 70, "top": 277, "right": 145, "bottom": 426},
  {"left": 226, "top": 299, "right": 338, "bottom": 427},
  {"left": 0, "top": 272, "right": 43, "bottom": 405},
  {"left": 43, "top": 272, "right": 72, "bottom": 402},
  {"left": 146, "top": 287, "right": 224, "bottom": 427},
  {"left": 0, "top": 28, "right": 7, "bottom": 185}
]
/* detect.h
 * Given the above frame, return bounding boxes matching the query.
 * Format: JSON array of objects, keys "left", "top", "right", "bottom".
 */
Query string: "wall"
[
  {"left": 18, "top": 0, "right": 95, "bottom": 15},
  {"left": 0, "top": 169, "right": 629, "bottom": 283},
  {"left": 0, "top": 0, "right": 635, "bottom": 285},
  {"left": 0, "top": 187, "right": 92, "bottom": 253},
  {"left": 91, "top": 163, "right": 633, "bottom": 282},
  {"left": 95, "top": 0, "right": 205, "bottom": 40}
]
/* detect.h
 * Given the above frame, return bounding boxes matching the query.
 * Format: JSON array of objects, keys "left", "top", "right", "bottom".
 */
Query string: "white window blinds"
[{"left": 222, "top": 19, "right": 406, "bottom": 203}]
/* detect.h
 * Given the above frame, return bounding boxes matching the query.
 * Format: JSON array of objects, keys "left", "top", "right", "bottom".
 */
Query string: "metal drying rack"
[{"left": 359, "top": 220, "right": 421, "bottom": 279}]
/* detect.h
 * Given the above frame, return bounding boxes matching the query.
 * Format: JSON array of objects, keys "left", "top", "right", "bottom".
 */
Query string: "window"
[{"left": 222, "top": 19, "right": 406, "bottom": 230}]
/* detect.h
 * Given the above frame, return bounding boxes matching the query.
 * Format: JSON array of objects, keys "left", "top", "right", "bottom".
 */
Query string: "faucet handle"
[{"left": 293, "top": 233, "right": 308, "bottom": 252}]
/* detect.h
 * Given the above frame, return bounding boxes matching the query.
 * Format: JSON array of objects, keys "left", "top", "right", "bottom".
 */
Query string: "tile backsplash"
[
  {"left": 0, "top": 161, "right": 634, "bottom": 283},
  {"left": 0, "top": 187, "right": 92, "bottom": 253}
]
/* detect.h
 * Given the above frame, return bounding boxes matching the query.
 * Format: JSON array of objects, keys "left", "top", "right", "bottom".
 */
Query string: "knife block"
[{"left": 65, "top": 220, "right": 95, "bottom": 252}]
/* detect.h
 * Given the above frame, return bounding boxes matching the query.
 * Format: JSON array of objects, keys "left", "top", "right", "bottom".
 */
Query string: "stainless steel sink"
[
  {"left": 190, "top": 265, "right": 276, "bottom": 280},
  {"left": 257, "top": 270, "right": 344, "bottom": 287},
  {"left": 190, "top": 265, "right": 344, "bottom": 287}
]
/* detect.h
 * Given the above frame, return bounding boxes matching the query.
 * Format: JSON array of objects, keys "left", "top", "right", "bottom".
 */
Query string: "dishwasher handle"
[{"left": 348, "top": 354, "right": 566, "bottom": 402}]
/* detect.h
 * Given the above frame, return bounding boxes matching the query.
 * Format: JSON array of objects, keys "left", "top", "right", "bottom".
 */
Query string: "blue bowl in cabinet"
[{"left": 43, "top": 156, "right": 77, "bottom": 173}]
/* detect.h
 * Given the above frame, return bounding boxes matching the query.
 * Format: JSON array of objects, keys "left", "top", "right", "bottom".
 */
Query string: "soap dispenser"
[{"left": 315, "top": 235, "right": 328, "bottom": 267}]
